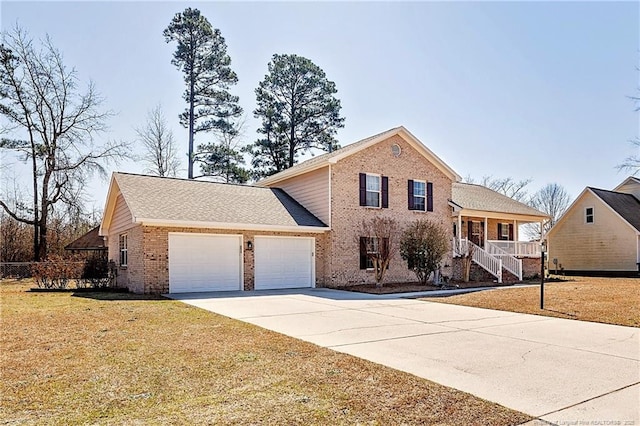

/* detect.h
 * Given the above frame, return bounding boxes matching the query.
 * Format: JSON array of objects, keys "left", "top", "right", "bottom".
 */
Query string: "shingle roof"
[
  {"left": 64, "top": 226, "right": 106, "bottom": 251},
  {"left": 258, "top": 126, "right": 461, "bottom": 185},
  {"left": 113, "top": 173, "right": 327, "bottom": 228},
  {"left": 452, "top": 182, "right": 549, "bottom": 218},
  {"left": 590, "top": 187, "right": 640, "bottom": 232}
]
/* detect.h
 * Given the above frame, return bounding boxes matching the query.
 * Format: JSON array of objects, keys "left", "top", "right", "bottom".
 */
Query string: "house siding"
[
  {"left": 106, "top": 193, "right": 138, "bottom": 288},
  {"left": 548, "top": 191, "right": 638, "bottom": 272},
  {"left": 616, "top": 180, "right": 640, "bottom": 199},
  {"left": 275, "top": 167, "right": 331, "bottom": 226},
  {"left": 329, "top": 134, "right": 454, "bottom": 286},
  {"left": 124, "top": 226, "right": 328, "bottom": 294}
]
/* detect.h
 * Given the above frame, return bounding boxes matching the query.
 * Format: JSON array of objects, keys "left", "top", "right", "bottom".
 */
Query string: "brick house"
[{"left": 100, "top": 126, "right": 548, "bottom": 293}]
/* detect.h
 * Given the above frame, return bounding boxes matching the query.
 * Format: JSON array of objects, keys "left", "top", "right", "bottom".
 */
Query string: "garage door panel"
[
  {"left": 255, "top": 237, "right": 314, "bottom": 290},
  {"left": 169, "top": 234, "right": 242, "bottom": 293}
]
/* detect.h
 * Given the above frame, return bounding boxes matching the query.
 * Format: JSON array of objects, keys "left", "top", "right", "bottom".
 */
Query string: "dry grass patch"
[
  {"left": 0, "top": 279, "right": 530, "bottom": 425},
  {"left": 422, "top": 276, "right": 640, "bottom": 327}
]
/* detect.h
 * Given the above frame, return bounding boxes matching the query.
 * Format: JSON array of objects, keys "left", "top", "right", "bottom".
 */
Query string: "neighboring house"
[
  {"left": 451, "top": 183, "right": 549, "bottom": 281},
  {"left": 64, "top": 226, "right": 107, "bottom": 259},
  {"left": 100, "top": 126, "right": 548, "bottom": 293},
  {"left": 547, "top": 178, "right": 640, "bottom": 276}
]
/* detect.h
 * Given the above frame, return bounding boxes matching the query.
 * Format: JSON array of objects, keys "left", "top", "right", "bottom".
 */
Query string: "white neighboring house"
[{"left": 547, "top": 177, "right": 640, "bottom": 276}]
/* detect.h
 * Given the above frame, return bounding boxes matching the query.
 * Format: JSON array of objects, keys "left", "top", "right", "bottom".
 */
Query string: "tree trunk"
[{"left": 188, "top": 72, "right": 195, "bottom": 179}]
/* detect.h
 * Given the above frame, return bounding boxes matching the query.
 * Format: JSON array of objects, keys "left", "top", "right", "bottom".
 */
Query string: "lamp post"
[{"left": 540, "top": 239, "right": 547, "bottom": 309}]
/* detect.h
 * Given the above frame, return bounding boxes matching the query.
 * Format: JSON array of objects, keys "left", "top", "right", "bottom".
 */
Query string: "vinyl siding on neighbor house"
[
  {"left": 616, "top": 180, "right": 640, "bottom": 199},
  {"left": 274, "top": 166, "right": 331, "bottom": 226},
  {"left": 548, "top": 191, "right": 638, "bottom": 272}
]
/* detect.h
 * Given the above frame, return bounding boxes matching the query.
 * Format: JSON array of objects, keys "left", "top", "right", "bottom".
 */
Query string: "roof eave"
[
  {"left": 136, "top": 218, "right": 330, "bottom": 233},
  {"left": 256, "top": 162, "right": 330, "bottom": 187},
  {"left": 454, "top": 208, "right": 550, "bottom": 222}
]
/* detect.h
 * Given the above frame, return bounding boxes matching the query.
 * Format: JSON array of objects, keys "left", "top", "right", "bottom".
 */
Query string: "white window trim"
[
  {"left": 119, "top": 233, "right": 128, "bottom": 267},
  {"left": 585, "top": 206, "right": 594, "bottom": 224},
  {"left": 365, "top": 236, "right": 379, "bottom": 270},
  {"left": 365, "top": 173, "right": 382, "bottom": 208},
  {"left": 413, "top": 179, "right": 427, "bottom": 212},
  {"left": 500, "top": 223, "right": 510, "bottom": 239}
]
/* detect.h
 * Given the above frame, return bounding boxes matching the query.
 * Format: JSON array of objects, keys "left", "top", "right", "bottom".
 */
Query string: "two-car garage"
[{"left": 168, "top": 233, "right": 315, "bottom": 293}]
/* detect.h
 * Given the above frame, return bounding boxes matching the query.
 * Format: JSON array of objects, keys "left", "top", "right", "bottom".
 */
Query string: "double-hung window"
[
  {"left": 119, "top": 234, "right": 128, "bottom": 267},
  {"left": 413, "top": 180, "right": 426, "bottom": 211},
  {"left": 366, "top": 174, "right": 381, "bottom": 208},
  {"left": 408, "top": 180, "right": 433, "bottom": 211},
  {"left": 585, "top": 207, "right": 594, "bottom": 224},
  {"left": 359, "top": 173, "right": 388, "bottom": 208}
]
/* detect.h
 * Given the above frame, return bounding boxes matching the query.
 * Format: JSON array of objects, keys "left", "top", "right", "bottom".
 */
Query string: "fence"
[
  {"left": 1, "top": 259, "right": 115, "bottom": 289},
  {"left": 0, "top": 262, "right": 35, "bottom": 279}
]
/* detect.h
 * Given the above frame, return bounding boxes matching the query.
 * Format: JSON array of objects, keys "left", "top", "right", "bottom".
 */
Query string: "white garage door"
[
  {"left": 168, "top": 233, "right": 242, "bottom": 293},
  {"left": 254, "top": 237, "right": 315, "bottom": 290}
]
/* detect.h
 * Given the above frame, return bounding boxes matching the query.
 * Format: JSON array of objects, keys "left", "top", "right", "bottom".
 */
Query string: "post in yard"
[{"left": 540, "top": 240, "right": 546, "bottom": 309}]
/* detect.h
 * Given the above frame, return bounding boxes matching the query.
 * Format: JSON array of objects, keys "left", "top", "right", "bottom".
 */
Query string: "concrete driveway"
[{"left": 168, "top": 288, "right": 640, "bottom": 424}]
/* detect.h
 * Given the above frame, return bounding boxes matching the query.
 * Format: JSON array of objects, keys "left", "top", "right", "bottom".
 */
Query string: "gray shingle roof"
[
  {"left": 590, "top": 188, "right": 640, "bottom": 232},
  {"left": 64, "top": 226, "right": 106, "bottom": 251},
  {"left": 113, "top": 173, "right": 327, "bottom": 228},
  {"left": 452, "top": 182, "right": 549, "bottom": 218}
]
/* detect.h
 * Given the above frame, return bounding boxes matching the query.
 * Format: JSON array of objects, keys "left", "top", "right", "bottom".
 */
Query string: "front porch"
[{"left": 453, "top": 215, "right": 543, "bottom": 258}]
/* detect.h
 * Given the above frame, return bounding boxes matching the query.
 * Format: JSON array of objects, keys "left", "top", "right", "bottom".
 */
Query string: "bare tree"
[
  {"left": 357, "top": 216, "right": 402, "bottom": 287},
  {"left": 524, "top": 183, "right": 571, "bottom": 240},
  {"left": 617, "top": 138, "right": 639, "bottom": 175},
  {"left": 0, "top": 27, "right": 127, "bottom": 260},
  {"left": 466, "top": 175, "right": 532, "bottom": 202},
  {"left": 136, "top": 104, "right": 180, "bottom": 177}
]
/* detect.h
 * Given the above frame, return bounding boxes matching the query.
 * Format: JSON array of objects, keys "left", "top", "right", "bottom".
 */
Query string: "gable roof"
[
  {"left": 452, "top": 182, "right": 549, "bottom": 219},
  {"left": 64, "top": 226, "right": 106, "bottom": 251},
  {"left": 589, "top": 187, "right": 640, "bottom": 232},
  {"left": 100, "top": 173, "right": 328, "bottom": 234},
  {"left": 613, "top": 176, "right": 640, "bottom": 192},
  {"left": 258, "top": 126, "right": 461, "bottom": 186}
]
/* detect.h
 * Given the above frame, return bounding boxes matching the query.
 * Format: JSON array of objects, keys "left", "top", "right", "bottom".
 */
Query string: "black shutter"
[
  {"left": 426, "top": 182, "right": 433, "bottom": 212},
  {"left": 381, "top": 176, "right": 389, "bottom": 208},
  {"left": 467, "top": 220, "right": 473, "bottom": 241},
  {"left": 359, "top": 173, "right": 366, "bottom": 206},
  {"left": 359, "top": 237, "right": 368, "bottom": 269},
  {"left": 408, "top": 180, "right": 415, "bottom": 210},
  {"left": 497, "top": 223, "right": 503, "bottom": 241},
  {"left": 508, "top": 224, "right": 514, "bottom": 241}
]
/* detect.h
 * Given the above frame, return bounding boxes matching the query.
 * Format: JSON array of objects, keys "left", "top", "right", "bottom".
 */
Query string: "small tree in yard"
[
  {"left": 358, "top": 217, "right": 401, "bottom": 287},
  {"left": 400, "top": 220, "right": 449, "bottom": 285}
]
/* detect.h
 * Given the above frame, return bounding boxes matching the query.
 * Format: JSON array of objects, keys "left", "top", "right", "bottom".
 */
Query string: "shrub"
[
  {"left": 400, "top": 220, "right": 449, "bottom": 285},
  {"left": 32, "top": 255, "right": 84, "bottom": 289}
]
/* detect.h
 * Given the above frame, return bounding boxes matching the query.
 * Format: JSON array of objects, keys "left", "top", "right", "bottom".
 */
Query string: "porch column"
[
  {"left": 484, "top": 216, "right": 488, "bottom": 248},
  {"left": 540, "top": 220, "right": 545, "bottom": 239},
  {"left": 457, "top": 214, "right": 462, "bottom": 245}
]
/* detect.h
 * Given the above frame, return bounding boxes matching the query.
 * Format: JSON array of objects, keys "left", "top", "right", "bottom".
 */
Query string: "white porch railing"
[
  {"left": 453, "top": 238, "right": 502, "bottom": 283},
  {"left": 488, "top": 240, "right": 541, "bottom": 258},
  {"left": 485, "top": 242, "right": 523, "bottom": 281}
]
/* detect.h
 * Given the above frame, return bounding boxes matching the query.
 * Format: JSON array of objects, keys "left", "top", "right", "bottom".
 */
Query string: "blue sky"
[{"left": 1, "top": 1, "right": 638, "bottom": 212}]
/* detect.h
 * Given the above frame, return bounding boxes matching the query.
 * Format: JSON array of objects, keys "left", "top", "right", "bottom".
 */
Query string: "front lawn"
[
  {"left": 0, "top": 280, "right": 530, "bottom": 425},
  {"left": 422, "top": 276, "right": 640, "bottom": 327}
]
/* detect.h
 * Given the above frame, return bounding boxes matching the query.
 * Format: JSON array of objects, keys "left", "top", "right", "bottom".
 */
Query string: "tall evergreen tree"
[
  {"left": 250, "top": 54, "right": 345, "bottom": 177},
  {"left": 163, "top": 8, "right": 242, "bottom": 179}
]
